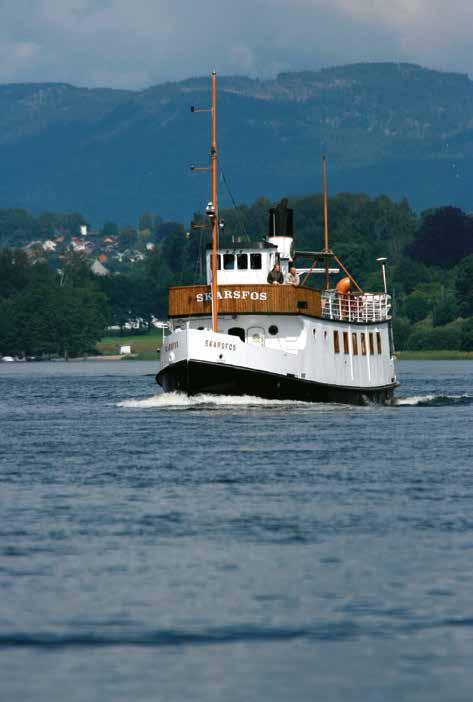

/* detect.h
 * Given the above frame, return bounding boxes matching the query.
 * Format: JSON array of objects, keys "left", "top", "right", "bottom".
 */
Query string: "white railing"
[{"left": 321, "top": 291, "right": 391, "bottom": 323}]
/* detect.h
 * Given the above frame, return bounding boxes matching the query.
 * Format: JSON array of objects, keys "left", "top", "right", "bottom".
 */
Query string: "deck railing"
[{"left": 321, "top": 291, "right": 391, "bottom": 323}]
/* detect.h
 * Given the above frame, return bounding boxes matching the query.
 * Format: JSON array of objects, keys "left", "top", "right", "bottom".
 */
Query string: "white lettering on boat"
[
  {"left": 204, "top": 340, "right": 237, "bottom": 351},
  {"left": 195, "top": 290, "right": 268, "bottom": 303}
]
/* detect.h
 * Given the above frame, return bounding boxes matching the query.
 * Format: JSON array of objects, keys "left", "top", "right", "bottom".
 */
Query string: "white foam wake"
[
  {"left": 117, "top": 391, "right": 312, "bottom": 409},
  {"left": 394, "top": 394, "right": 438, "bottom": 406},
  {"left": 394, "top": 394, "right": 472, "bottom": 407}
]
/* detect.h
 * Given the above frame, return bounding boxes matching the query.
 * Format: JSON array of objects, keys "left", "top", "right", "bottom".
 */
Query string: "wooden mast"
[
  {"left": 210, "top": 71, "right": 219, "bottom": 332},
  {"left": 322, "top": 155, "right": 330, "bottom": 290}
]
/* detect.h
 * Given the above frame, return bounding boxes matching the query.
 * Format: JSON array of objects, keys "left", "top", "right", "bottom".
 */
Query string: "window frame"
[
  {"left": 333, "top": 330, "right": 340, "bottom": 354},
  {"left": 223, "top": 253, "right": 235, "bottom": 270},
  {"left": 237, "top": 253, "right": 248, "bottom": 270},
  {"left": 343, "top": 331, "right": 349, "bottom": 354},
  {"left": 376, "top": 331, "right": 382, "bottom": 354},
  {"left": 250, "top": 253, "right": 262, "bottom": 270},
  {"left": 352, "top": 332, "right": 358, "bottom": 355}
]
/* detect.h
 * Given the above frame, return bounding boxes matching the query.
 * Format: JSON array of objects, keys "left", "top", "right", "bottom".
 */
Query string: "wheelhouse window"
[
  {"left": 343, "top": 331, "right": 349, "bottom": 354},
  {"left": 223, "top": 254, "right": 235, "bottom": 270},
  {"left": 376, "top": 332, "right": 382, "bottom": 354},
  {"left": 352, "top": 333, "right": 358, "bottom": 355},
  {"left": 361, "top": 333, "right": 367, "bottom": 355},
  {"left": 333, "top": 330, "right": 340, "bottom": 354},
  {"left": 237, "top": 253, "right": 248, "bottom": 270},
  {"left": 216, "top": 254, "right": 221, "bottom": 270},
  {"left": 250, "top": 253, "right": 262, "bottom": 270},
  {"left": 369, "top": 333, "right": 375, "bottom": 355}
]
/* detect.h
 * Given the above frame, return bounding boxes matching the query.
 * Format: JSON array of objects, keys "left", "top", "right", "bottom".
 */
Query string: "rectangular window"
[
  {"left": 250, "top": 253, "right": 262, "bottom": 270},
  {"left": 369, "top": 332, "right": 374, "bottom": 355},
  {"left": 352, "top": 332, "right": 358, "bottom": 355},
  {"left": 343, "top": 331, "right": 349, "bottom": 354},
  {"left": 376, "top": 331, "right": 382, "bottom": 354},
  {"left": 361, "top": 333, "right": 367, "bottom": 355},
  {"left": 223, "top": 253, "right": 235, "bottom": 270},
  {"left": 237, "top": 253, "right": 248, "bottom": 270},
  {"left": 216, "top": 255, "right": 221, "bottom": 270},
  {"left": 333, "top": 330, "right": 340, "bottom": 354}
]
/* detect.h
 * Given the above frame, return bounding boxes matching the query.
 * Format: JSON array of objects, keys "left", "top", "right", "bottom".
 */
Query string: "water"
[{"left": 1, "top": 360, "right": 473, "bottom": 701}]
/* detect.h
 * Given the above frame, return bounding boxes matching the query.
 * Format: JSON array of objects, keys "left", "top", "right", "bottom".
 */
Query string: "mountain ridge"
[{"left": 0, "top": 62, "right": 472, "bottom": 223}]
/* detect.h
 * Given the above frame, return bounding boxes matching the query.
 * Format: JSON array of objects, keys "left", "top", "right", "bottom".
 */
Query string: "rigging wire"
[{"left": 219, "top": 158, "right": 250, "bottom": 243}]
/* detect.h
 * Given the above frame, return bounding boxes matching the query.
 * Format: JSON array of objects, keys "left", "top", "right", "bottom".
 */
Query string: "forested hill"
[{"left": 1, "top": 62, "right": 473, "bottom": 222}]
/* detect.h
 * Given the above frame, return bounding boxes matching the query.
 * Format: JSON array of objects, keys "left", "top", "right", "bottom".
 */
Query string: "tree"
[
  {"left": 455, "top": 255, "right": 473, "bottom": 317},
  {"left": 392, "top": 317, "right": 412, "bottom": 350},
  {"left": 432, "top": 295, "right": 457, "bottom": 327},
  {"left": 8, "top": 285, "right": 108, "bottom": 358},
  {"left": 407, "top": 326, "right": 461, "bottom": 351},
  {"left": 461, "top": 318, "right": 473, "bottom": 351},
  {"left": 408, "top": 207, "right": 473, "bottom": 267},
  {"left": 0, "top": 249, "right": 32, "bottom": 299},
  {"left": 62, "top": 253, "right": 95, "bottom": 288},
  {"left": 403, "top": 291, "right": 432, "bottom": 323}
]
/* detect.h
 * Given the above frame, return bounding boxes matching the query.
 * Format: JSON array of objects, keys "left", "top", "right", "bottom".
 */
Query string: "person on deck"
[
  {"left": 267, "top": 262, "right": 284, "bottom": 285},
  {"left": 285, "top": 264, "right": 300, "bottom": 287}
]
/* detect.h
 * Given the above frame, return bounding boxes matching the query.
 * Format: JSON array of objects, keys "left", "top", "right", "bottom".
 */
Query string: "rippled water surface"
[{"left": 1, "top": 360, "right": 473, "bottom": 701}]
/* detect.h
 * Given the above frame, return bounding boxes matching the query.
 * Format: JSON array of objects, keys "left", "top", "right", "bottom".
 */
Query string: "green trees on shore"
[
  {"left": 0, "top": 250, "right": 108, "bottom": 359},
  {"left": 1, "top": 195, "right": 473, "bottom": 357}
]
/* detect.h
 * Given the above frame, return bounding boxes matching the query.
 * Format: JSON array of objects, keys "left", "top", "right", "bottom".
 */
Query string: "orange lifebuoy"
[
  {"left": 335, "top": 277, "right": 352, "bottom": 320},
  {"left": 335, "top": 277, "right": 351, "bottom": 295}
]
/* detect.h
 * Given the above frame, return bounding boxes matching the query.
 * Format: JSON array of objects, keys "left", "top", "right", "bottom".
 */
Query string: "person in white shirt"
[{"left": 285, "top": 264, "right": 300, "bottom": 286}]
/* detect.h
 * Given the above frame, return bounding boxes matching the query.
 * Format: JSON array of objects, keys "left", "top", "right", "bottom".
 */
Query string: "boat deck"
[{"left": 169, "top": 284, "right": 391, "bottom": 323}]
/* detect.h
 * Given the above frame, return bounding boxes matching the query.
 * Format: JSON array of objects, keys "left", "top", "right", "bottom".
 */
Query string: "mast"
[
  {"left": 322, "top": 155, "right": 330, "bottom": 290},
  {"left": 210, "top": 71, "right": 219, "bottom": 332}
]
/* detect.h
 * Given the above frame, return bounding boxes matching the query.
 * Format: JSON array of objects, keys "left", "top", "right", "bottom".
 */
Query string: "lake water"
[{"left": 1, "top": 360, "right": 473, "bottom": 701}]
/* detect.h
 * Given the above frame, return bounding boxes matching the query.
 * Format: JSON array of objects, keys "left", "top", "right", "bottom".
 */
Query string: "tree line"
[{"left": 1, "top": 195, "right": 473, "bottom": 358}]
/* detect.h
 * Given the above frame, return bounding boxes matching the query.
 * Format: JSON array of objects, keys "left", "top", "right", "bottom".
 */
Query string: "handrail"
[{"left": 321, "top": 291, "right": 391, "bottom": 323}]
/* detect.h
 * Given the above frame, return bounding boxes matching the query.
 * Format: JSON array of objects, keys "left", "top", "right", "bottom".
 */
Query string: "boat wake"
[
  {"left": 394, "top": 394, "right": 473, "bottom": 407},
  {"left": 117, "top": 391, "right": 312, "bottom": 410},
  {"left": 118, "top": 392, "right": 473, "bottom": 410}
]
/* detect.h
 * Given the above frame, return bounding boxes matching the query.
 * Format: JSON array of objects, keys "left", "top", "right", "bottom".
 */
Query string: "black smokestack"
[{"left": 268, "top": 198, "right": 293, "bottom": 238}]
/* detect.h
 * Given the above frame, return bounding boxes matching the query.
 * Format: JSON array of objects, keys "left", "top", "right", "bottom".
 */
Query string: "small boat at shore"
[{"left": 156, "top": 72, "right": 398, "bottom": 405}]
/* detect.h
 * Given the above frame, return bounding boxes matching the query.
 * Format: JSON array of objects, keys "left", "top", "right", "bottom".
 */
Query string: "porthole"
[{"left": 268, "top": 325, "right": 279, "bottom": 336}]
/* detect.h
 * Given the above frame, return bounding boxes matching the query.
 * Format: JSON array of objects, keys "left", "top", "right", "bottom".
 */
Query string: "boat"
[{"left": 156, "top": 72, "right": 398, "bottom": 405}]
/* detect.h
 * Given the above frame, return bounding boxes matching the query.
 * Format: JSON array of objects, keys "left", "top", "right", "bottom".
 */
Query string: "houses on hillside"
[{"left": 21, "top": 226, "right": 154, "bottom": 274}]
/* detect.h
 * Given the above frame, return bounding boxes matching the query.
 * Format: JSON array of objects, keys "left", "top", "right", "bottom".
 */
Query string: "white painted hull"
[{"left": 157, "top": 315, "right": 397, "bottom": 404}]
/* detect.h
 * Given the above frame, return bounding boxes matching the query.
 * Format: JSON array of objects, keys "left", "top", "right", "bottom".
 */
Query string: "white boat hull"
[{"left": 157, "top": 321, "right": 397, "bottom": 405}]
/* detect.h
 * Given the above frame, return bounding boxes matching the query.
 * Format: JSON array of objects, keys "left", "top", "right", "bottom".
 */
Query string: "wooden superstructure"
[{"left": 168, "top": 284, "right": 322, "bottom": 319}]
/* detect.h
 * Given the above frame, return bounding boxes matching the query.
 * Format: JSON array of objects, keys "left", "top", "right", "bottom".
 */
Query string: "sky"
[{"left": 0, "top": 0, "right": 472, "bottom": 89}]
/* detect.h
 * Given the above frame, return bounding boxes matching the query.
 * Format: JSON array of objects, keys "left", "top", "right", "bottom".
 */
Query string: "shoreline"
[
  {"left": 396, "top": 351, "right": 473, "bottom": 360},
  {"left": 4, "top": 351, "right": 473, "bottom": 364}
]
